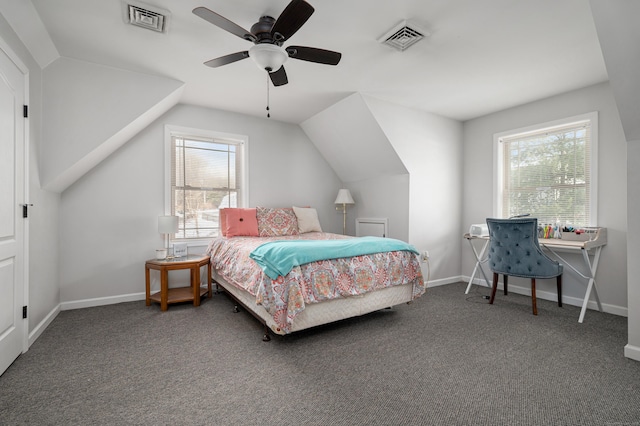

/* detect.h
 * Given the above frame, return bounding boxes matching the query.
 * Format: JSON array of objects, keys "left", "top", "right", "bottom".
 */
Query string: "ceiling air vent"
[
  {"left": 123, "top": 1, "right": 170, "bottom": 33},
  {"left": 378, "top": 20, "right": 429, "bottom": 52}
]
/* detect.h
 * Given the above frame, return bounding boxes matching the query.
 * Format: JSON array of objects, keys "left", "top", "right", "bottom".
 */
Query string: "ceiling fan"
[{"left": 193, "top": 0, "right": 342, "bottom": 87}]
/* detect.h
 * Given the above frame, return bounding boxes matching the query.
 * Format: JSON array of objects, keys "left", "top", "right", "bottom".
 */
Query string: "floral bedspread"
[{"left": 206, "top": 232, "right": 425, "bottom": 333}]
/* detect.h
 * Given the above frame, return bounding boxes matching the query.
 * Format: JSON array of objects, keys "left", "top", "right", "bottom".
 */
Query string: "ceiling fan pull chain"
[{"left": 266, "top": 73, "right": 271, "bottom": 118}]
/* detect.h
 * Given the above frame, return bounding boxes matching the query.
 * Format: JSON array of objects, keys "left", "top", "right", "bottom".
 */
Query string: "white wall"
[
  {"left": 363, "top": 96, "right": 464, "bottom": 284},
  {"left": 59, "top": 104, "right": 342, "bottom": 303},
  {"left": 590, "top": 0, "right": 640, "bottom": 362},
  {"left": 347, "top": 174, "right": 410, "bottom": 240},
  {"left": 462, "top": 82, "right": 628, "bottom": 314},
  {"left": 301, "top": 93, "right": 463, "bottom": 284},
  {"left": 626, "top": 141, "right": 640, "bottom": 360},
  {"left": 0, "top": 14, "right": 60, "bottom": 338}
]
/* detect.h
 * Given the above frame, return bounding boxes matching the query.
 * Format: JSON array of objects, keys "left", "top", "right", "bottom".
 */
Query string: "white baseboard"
[
  {"left": 426, "top": 275, "right": 464, "bottom": 288},
  {"left": 27, "top": 293, "right": 145, "bottom": 349},
  {"left": 31, "top": 278, "right": 631, "bottom": 354},
  {"left": 28, "top": 304, "right": 61, "bottom": 348},
  {"left": 624, "top": 344, "right": 640, "bottom": 362},
  {"left": 60, "top": 292, "right": 146, "bottom": 311},
  {"left": 462, "top": 275, "right": 628, "bottom": 318},
  {"left": 44, "top": 277, "right": 631, "bottom": 319}
]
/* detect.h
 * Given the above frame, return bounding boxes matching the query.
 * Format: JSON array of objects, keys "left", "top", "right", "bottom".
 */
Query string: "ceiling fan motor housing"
[{"left": 251, "top": 16, "right": 279, "bottom": 44}]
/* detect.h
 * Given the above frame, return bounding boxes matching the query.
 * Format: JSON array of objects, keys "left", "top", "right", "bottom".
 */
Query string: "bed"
[{"left": 205, "top": 206, "right": 426, "bottom": 340}]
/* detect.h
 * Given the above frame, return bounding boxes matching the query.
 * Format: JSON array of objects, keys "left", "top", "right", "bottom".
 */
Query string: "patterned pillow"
[{"left": 256, "top": 207, "right": 299, "bottom": 237}]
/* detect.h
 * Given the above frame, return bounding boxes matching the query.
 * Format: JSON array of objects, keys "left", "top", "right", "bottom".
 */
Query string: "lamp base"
[{"left": 336, "top": 204, "right": 348, "bottom": 235}]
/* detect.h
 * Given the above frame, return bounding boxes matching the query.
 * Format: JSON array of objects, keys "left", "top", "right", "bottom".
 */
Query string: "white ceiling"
[{"left": 25, "top": 0, "right": 608, "bottom": 124}]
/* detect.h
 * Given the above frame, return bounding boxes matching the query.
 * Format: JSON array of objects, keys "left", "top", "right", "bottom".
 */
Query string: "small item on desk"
[
  {"left": 554, "top": 222, "right": 562, "bottom": 239},
  {"left": 469, "top": 224, "right": 489, "bottom": 237},
  {"left": 539, "top": 223, "right": 562, "bottom": 239}
]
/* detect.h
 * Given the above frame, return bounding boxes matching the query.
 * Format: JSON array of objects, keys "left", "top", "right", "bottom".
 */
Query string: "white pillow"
[{"left": 292, "top": 206, "right": 322, "bottom": 233}]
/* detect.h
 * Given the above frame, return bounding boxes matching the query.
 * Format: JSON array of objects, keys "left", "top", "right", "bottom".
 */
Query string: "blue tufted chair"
[{"left": 486, "top": 218, "right": 563, "bottom": 315}]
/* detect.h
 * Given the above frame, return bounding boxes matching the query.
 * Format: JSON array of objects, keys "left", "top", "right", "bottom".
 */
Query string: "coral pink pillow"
[
  {"left": 219, "top": 208, "right": 228, "bottom": 237},
  {"left": 224, "top": 208, "right": 259, "bottom": 237}
]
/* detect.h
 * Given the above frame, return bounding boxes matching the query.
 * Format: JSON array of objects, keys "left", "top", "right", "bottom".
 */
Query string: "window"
[
  {"left": 494, "top": 112, "right": 598, "bottom": 227},
  {"left": 165, "top": 126, "right": 248, "bottom": 241}
]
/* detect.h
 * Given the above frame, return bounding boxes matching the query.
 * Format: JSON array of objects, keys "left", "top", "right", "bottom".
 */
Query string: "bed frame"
[{"left": 212, "top": 269, "right": 415, "bottom": 341}]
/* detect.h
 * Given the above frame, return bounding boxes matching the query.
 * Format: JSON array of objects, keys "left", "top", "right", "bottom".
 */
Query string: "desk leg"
[
  {"left": 160, "top": 269, "right": 168, "bottom": 311},
  {"left": 543, "top": 244, "right": 604, "bottom": 324},
  {"left": 578, "top": 247, "right": 603, "bottom": 323},
  {"left": 145, "top": 266, "right": 151, "bottom": 306},
  {"left": 465, "top": 239, "right": 491, "bottom": 294}
]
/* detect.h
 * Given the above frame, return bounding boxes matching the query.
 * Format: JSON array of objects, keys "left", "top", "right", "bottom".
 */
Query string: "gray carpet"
[{"left": 1, "top": 282, "right": 639, "bottom": 425}]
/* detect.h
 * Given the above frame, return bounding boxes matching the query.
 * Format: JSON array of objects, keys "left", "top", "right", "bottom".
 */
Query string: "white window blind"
[
  {"left": 498, "top": 115, "right": 595, "bottom": 226},
  {"left": 170, "top": 133, "right": 245, "bottom": 240}
]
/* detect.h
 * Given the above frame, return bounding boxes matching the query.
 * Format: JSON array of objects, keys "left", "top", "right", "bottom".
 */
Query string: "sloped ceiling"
[
  {"left": 41, "top": 57, "right": 184, "bottom": 192},
  {"left": 0, "top": 0, "right": 58, "bottom": 67},
  {"left": 589, "top": 0, "right": 640, "bottom": 142},
  {"left": 300, "top": 93, "right": 407, "bottom": 184}
]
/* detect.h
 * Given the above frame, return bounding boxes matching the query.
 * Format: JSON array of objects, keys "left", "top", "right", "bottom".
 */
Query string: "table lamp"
[
  {"left": 335, "top": 189, "right": 355, "bottom": 235},
  {"left": 158, "top": 215, "right": 179, "bottom": 255}
]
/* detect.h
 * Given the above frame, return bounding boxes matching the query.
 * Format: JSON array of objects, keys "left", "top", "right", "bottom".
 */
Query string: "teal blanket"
[{"left": 249, "top": 237, "right": 419, "bottom": 280}]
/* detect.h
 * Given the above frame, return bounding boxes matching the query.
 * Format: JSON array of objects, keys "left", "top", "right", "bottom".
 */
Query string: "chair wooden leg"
[
  {"left": 490, "top": 272, "right": 499, "bottom": 304},
  {"left": 531, "top": 278, "right": 538, "bottom": 315},
  {"left": 503, "top": 275, "right": 508, "bottom": 295},
  {"left": 557, "top": 275, "right": 563, "bottom": 307}
]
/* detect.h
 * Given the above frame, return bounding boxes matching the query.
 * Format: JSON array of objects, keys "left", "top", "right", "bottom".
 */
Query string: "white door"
[{"left": 0, "top": 44, "right": 26, "bottom": 376}]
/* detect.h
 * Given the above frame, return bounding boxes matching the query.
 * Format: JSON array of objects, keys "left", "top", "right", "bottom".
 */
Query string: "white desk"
[{"left": 464, "top": 228, "right": 607, "bottom": 323}]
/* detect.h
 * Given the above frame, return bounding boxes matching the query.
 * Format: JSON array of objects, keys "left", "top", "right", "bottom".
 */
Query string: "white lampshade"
[
  {"left": 334, "top": 189, "right": 355, "bottom": 205},
  {"left": 158, "top": 215, "right": 178, "bottom": 234},
  {"left": 249, "top": 44, "right": 288, "bottom": 72}
]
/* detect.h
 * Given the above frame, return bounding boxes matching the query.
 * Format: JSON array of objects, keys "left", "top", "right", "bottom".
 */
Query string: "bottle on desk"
[{"left": 554, "top": 222, "right": 562, "bottom": 239}]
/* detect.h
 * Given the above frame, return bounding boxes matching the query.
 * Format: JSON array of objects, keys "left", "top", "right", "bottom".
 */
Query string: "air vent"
[
  {"left": 123, "top": 1, "right": 170, "bottom": 33},
  {"left": 378, "top": 20, "right": 429, "bottom": 52}
]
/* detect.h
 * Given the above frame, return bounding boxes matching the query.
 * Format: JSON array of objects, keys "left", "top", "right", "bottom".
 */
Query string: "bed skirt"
[{"left": 212, "top": 269, "right": 414, "bottom": 336}]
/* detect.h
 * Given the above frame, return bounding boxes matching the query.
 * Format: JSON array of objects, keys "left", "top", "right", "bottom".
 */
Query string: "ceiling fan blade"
[
  {"left": 286, "top": 46, "right": 342, "bottom": 65},
  {"left": 269, "top": 66, "right": 288, "bottom": 86},
  {"left": 193, "top": 7, "right": 256, "bottom": 42},
  {"left": 204, "top": 51, "right": 250, "bottom": 68},
  {"left": 271, "top": 0, "right": 314, "bottom": 42}
]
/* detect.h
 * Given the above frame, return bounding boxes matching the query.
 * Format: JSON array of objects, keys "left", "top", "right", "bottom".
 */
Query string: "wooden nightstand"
[{"left": 145, "top": 254, "right": 212, "bottom": 311}]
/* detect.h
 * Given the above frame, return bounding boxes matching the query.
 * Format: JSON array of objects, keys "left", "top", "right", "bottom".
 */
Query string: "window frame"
[
  {"left": 164, "top": 125, "right": 249, "bottom": 244},
  {"left": 493, "top": 111, "right": 598, "bottom": 226}
]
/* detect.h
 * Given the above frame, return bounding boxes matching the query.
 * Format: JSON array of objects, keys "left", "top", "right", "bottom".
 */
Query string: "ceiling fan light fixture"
[{"left": 249, "top": 44, "right": 288, "bottom": 72}]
